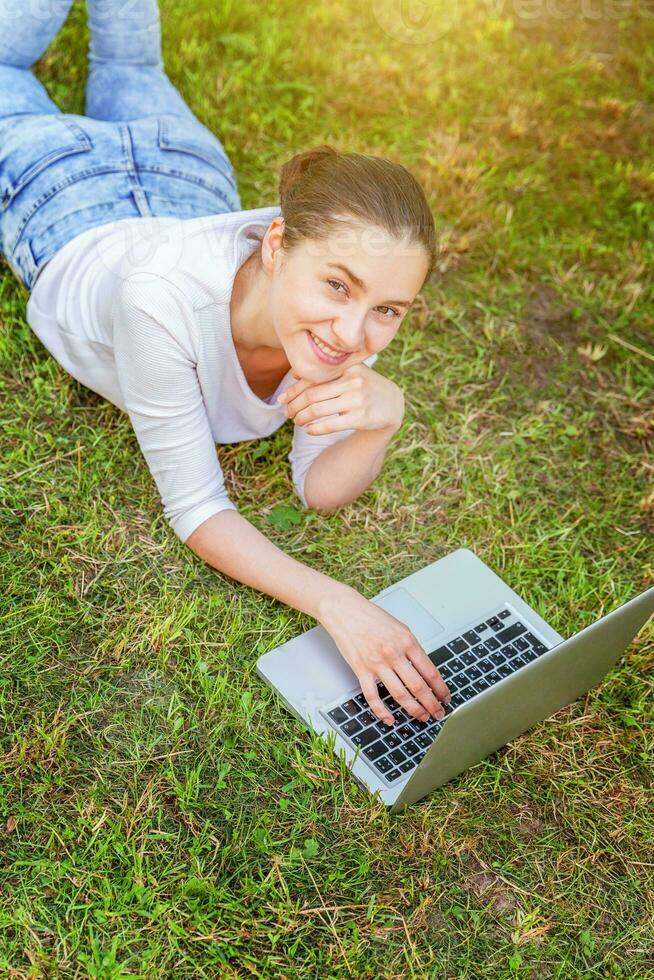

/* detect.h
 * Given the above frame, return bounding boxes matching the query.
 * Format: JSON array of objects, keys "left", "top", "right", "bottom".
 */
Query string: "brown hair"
[{"left": 277, "top": 144, "right": 437, "bottom": 281}]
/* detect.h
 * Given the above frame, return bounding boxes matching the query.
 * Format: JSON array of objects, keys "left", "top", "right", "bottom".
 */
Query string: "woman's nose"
[{"left": 333, "top": 316, "right": 366, "bottom": 352}]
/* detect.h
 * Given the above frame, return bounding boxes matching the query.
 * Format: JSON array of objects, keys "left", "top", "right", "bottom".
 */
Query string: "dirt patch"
[
  {"left": 461, "top": 853, "right": 521, "bottom": 915},
  {"left": 512, "top": 802, "right": 547, "bottom": 840},
  {"left": 496, "top": 282, "right": 589, "bottom": 389},
  {"left": 523, "top": 283, "right": 583, "bottom": 347}
]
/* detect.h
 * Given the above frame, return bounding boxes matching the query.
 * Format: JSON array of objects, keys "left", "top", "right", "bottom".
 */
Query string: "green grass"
[{"left": 1, "top": 0, "right": 653, "bottom": 975}]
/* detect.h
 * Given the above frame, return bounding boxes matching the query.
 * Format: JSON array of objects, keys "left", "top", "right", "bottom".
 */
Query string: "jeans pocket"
[
  {"left": 157, "top": 115, "right": 237, "bottom": 191},
  {"left": 0, "top": 116, "right": 93, "bottom": 212}
]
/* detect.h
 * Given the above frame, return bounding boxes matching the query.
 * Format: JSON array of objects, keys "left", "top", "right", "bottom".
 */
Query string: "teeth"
[{"left": 311, "top": 332, "right": 345, "bottom": 357}]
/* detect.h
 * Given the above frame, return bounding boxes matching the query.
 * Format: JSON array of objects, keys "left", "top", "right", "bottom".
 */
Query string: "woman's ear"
[{"left": 261, "top": 217, "right": 285, "bottom": 274}]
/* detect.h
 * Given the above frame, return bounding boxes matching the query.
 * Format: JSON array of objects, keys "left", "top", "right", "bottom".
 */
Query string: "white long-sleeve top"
[{"left": 25, "top": 205, "right": 378, "bottom": 542}]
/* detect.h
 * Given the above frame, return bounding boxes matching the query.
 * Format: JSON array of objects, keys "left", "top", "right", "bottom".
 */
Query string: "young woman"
[{"left": 1, "top": 0, "right": 450, "bottom": 728}]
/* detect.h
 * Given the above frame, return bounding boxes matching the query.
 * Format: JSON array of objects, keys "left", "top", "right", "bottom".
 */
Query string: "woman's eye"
[{"left": 327, "top": 280, "right": 399, "bottom": 319}]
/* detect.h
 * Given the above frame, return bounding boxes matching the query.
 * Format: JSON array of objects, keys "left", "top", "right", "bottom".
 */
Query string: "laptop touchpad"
[{"left": 373, "top": 587, "right": 444, "bottom": 647}]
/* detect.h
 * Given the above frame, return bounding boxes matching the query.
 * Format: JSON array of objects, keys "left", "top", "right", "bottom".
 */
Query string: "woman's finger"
[
  {"left": 392, "top": 655, "right": 446, "bottom": 719},
  {"left": 298, "top": 406, "right": 359, "bottom": 435},
  {"left": 283, "top": 377, "right": 349, "bottom": 418},
  {"left": 404, "top": 643, "right": 451, "bottom": 703},
  {"left": 277, "top": 377, "right": 314, "bottom": 406},
  {"left": 360, "top": 675, "right": 395, "bottom": 726},
  {"left": 293, "top": 392, "right": 354, "bottom": 427},
  {"left": 377, "top": 664, "right": 443, "bottom": 724}
]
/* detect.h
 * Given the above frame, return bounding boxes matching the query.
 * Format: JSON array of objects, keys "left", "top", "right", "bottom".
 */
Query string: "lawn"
[{"left": 1, "top": 0, "right": 653, "bottom": 975}]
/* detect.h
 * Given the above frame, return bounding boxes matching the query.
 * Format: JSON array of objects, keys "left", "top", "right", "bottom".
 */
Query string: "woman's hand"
[
  {"left": 318, "top": 585, "right": 451, "bottom": 726},
  {"left": 277, "top": 362, "right": 404, "bottom": 435}
]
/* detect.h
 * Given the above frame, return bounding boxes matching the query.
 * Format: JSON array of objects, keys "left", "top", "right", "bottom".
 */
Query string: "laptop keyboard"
[{"left": 322, "top": 606, "right": 550, "bottom": 787}]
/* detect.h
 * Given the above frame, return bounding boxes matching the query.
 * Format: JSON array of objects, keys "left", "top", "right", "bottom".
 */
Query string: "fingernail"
[{"left": 436, "top": 709, "right": 445, "bottom": 720}]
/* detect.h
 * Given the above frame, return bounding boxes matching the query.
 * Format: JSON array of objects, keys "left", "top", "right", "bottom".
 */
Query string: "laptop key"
[
  {"left": 363, "top": 741, "right": 387, "bottom": 761},
  {"left": 490, "top": 651, "right": 505, "bottom": 667},
  {"left": 496, "top": 622, "right": 527, "bottom": 644},
  {"left": 498, "top": 663, "right": 513, "bottom": 678},
  {"left": 449, "top": 657, "right": 464, "bottom": 672},
  {"left": 341, "top": 699, "right": 360, "bottom": 717},
  {"left": 359, "top": 710, "right": 376, "bottom": 727},
  {"left": 398, "top": 725, "right": 414, "bottom": 741},
  {"left": 532, "top": 640, "right": 548, "bottom": 655},
  {"left": 461, "top": 651, "right": 476, "bottom": 666},
  {"left": 475, "top": 623, "right": 489, "bottom": 634},
  {"left": 522, "top": 648, "right": 539, "bottom": 662},
  {"left": 502, "top": 643, "right": 517, "bottom": 660},
  {"left": 394, "top": 708, "right": 413, "bottom": 724},
  {"left": 383, "top": 696, "right": 400, "bottom": 712},
  {"left": 487, "top": 617, "right": 502, "bottom": 631},
  {"left": 450, "top": 691, "right": 467, "bottom": 708},
  {"left": 463, "top": 630, "right": 479, "bottom": 645},
  {"left": 484, "top": 636, "right": 501, "bottom": 651},
  {"left": 448, "top": 637, "right": 468, "bottom": 655},
  {"left": 429, "top": 646, "right": 451, "bottom": 666},
  {"left": 479, "top": 657, "right": 493, "bottom": 671},
  {"left": 409, "top": 718, "right": 429, "bottom": 733},
  {"left": 467, "top": 665, "right": 482, "bottom": 680},
  {"left": 400, "top": 759, "right": 417, "bottom": 773},
  {"left": 472, "top": 643, "right": 486, "bottom": 657},
  {"left": 415, "top": 733, "right": 433, "bottom": 750},
  {"left": 415, "top": 750, "right": 427, "bottom": 763},
  {"left": 498, "top": 609, "right": 511, "bottom": 620},
  {"left": 375, "top": 756, "right": 394, "bottom": 774},
  {"left": 386, "top": 768, "right": 403, "bottom": 781},
  {"left": 355, "top": 693, "right": 368, "bottom": 708},
  {"left": 382, "top": 732, "right": 402, "bottom": 749},
  {"left": 388, "top": 748, "right": 407, "bottom": 765},
  {"left": 377, "top": 682, "right": 391, "bottom": 699},
  {"left": 488, "top": 670, "right": 501, "bottom": 684},
  {"left": 514, "top": 636, "right": 530, "bottom": 652},
  {"left": 403, "top": 739, "right": 420, "bottom": 756},
  {"left": 475, "top": 677, "right": 492, "bottom": 692},
  {"left": 328, "top": 707, "right": 348, "bottom": 725},
  {"left": 352, "top": 728, "right": 380, "bottom": 748}
]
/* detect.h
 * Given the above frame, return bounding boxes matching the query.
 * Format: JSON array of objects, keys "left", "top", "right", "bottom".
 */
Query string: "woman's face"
[{"left": 263, "top": 217, "right": 430, "bottom": 381}]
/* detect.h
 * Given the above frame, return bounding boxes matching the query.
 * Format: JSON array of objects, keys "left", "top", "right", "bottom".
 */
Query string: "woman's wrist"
[{"left": 316, "top": 579, "right": 360, "bottom": 626}]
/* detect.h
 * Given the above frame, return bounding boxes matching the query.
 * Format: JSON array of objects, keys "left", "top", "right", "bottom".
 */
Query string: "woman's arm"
[
  {"left": 186, "top": 509, "right": 450, "bottom": 727},
  {"left": 302, "top": 421, "right": 401, "bottom": 513},
  {"left": 186, "top": 509, "right": 339, "bottom": 620}
]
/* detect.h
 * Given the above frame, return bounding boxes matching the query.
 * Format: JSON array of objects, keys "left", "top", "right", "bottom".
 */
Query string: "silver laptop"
[{"left": 256, "top": 548, "right": 654, "bottom": 812}]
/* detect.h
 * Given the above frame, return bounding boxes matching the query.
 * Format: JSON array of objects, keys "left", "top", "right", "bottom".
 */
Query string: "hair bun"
[{"left": 279, "top": 144, "right": 338, "bottom": 207}]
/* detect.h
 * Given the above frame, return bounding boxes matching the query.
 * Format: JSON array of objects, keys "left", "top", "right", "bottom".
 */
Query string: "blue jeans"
[{"left": 0, "top": 0, "right": 241, "bottom": 292}]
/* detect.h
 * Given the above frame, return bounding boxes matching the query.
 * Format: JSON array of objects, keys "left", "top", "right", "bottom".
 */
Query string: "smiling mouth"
[{"left": 308, "top": 331, "right": 350, "bottom": 357}]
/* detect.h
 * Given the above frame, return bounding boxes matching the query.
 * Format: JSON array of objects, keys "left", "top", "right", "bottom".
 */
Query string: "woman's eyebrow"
[{"left": 325, "top": 262, "right": 412, "bottom": 308}]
